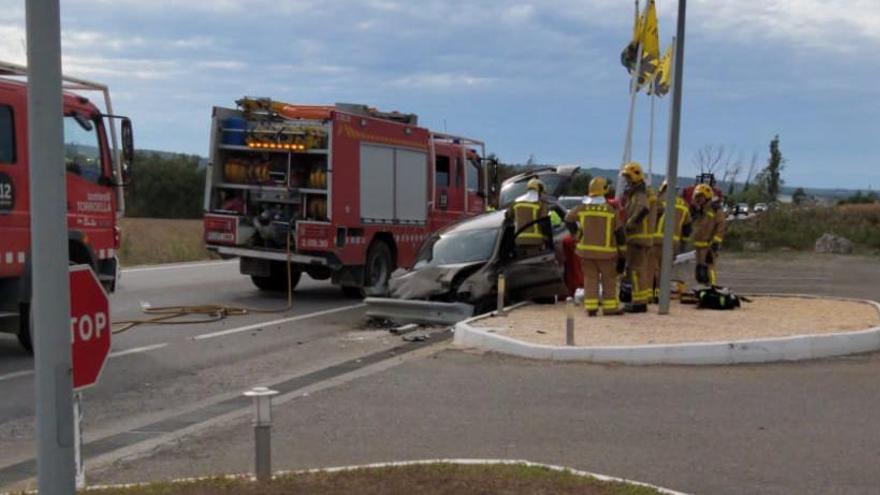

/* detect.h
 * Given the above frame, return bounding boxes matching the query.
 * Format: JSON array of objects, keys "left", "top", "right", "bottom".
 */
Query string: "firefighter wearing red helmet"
[
  {"left": 690, "top": 183, "right": 726, "bottom": 286},
  {"left": 620, "top": 162, "right": 656, "bottom": 313}
]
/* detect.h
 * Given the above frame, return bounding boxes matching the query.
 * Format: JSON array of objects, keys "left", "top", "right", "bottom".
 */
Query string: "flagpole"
[
  {"left": 658, "top": 4, "right": 686, "bottom": 316},
  {"left": 647, "top": 87, "right": 655, "bottom": 186},
  {"left": 616, "top": 0, "right": 642, "bottom": 199}
]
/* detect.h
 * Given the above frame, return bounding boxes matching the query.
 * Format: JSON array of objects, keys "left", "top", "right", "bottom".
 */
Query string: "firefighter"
[
  {"left": 690, "top": 183, "right": 726, "bottom": 286},
  {"left": 620, "top": 162, "right": 655, "bottom": 313},
  {"left": 651, "top": 180, "right": 692, "bottom": 300},
  {"left": 565, "top": 177, "right": 626, "bottom": 316},
  {"left": 507, "top": 178, "right": 552, "bottom": 256}
]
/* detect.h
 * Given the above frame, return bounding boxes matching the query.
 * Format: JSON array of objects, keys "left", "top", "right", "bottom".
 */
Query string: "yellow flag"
[
  {"left": 638, "top": 0, "right": 660, "bottom": 87},
  {"left": 652, "top": 43, "right": 673, "bottom": 96},
  {"left": 620, "top": 9, "right": 643, "bottom": 74}
]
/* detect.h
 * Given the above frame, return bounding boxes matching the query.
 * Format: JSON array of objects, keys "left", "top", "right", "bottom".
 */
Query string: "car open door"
[
  {"left": 497, "top": 222, "right": 567, "bottom": 301},
  {"left": 498, "top": 165, "right": 579, "bottom": 209}
]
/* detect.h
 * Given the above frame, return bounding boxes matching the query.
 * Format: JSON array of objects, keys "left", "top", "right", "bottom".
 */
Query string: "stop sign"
[{"left": 69, "top": 265, "right": 111, "bottom": 391}]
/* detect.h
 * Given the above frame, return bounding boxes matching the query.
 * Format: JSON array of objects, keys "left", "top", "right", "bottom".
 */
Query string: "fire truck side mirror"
[{"left": 121, "top": 118, "right": 134, "bottom": 184}]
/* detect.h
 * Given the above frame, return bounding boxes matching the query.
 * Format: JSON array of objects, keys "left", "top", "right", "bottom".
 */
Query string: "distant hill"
[{"left": 139, "top": 149, "right": 208, "bottom": 168}]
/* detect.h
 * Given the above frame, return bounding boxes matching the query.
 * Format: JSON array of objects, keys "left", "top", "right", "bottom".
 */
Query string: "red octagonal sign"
[{"left": 70, "top": 265, "right": 111, "bottom": 391}]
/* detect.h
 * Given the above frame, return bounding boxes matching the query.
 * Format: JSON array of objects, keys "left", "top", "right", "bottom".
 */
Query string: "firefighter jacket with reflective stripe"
[
  {"left": 624, "top": 184, "right": 655, "bottom": 247},
  {"left": 565, "top": 200, "right": 623, "bottom": 260},
  {"left": 653, "top": 195, "right": 691, "bottom": 244},
  {"left": 691, "top": 203, "right": 726, "bottom": 248},
  {"left": 508, "top": 200, "right": 548, "bottom": 246}
]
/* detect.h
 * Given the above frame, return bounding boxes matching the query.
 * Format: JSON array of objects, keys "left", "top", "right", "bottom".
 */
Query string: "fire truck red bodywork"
[
  {"left": 0, "top": 68, "right": 123, "bottom": 348},
  {"left": 203, "top": 101, "right": 488, "bottom": 293}
]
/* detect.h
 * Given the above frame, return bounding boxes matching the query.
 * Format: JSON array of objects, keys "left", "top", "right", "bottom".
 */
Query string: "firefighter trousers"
[
  {"left": 626, "top": 244, "right": 652, "bottom": 305},
  {"left": 696, "top": 248, "right": 718, "bottom": 285},
  {"left": 580, "top": 258, "right": 620, "bottom": 314}
]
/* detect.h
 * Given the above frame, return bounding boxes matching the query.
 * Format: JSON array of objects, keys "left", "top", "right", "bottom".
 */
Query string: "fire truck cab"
[
  {"left": 203, "top": 98, "right": 492, "bottom": 296},
  {"left": 0, "top": 61, "right": 133, "bottom": 353}
]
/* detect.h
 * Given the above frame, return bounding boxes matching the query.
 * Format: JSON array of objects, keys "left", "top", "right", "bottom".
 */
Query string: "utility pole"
[
  {"left": 658, "top": 0, "right": 687, "bottom": 315},
  {"left": 26, "top": 0, "right": 76, "bottom": 492}
]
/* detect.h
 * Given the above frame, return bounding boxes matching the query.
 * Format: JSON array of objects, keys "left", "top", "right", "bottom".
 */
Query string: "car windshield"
[
  {"left": 414, "top": 228, "right": 498, "bottom": 268},
  {"left": 499, "top": 174, "right": 564, "bottom": 207}
]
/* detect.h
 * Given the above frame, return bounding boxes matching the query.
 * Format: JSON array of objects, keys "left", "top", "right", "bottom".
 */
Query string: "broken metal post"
[
  {"left": 244, "top": 387, "right": 279, "bottom": 482},
  {"left": 496, "top": 273, "right": 506, "bottom": 316},
  {"left": 565, "top": 297, "right": 575, "bottom": 346}
]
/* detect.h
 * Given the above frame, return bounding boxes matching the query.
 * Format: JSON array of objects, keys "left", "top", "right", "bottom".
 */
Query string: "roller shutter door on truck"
[{"left": 359, "top": 144, "right": 427, "bottom": 224}]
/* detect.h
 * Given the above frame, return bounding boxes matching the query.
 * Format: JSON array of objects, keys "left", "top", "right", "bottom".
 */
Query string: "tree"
[
  {"left": 743, "top": 152, "right": 759, "bottom": 191},
  {"left": 757, "top": 135, "right": 785, "bottom": 201},
  {"left": 792, "top": 187, "right": 807, "bottom": 206},
  {"left": 692, "top": 144, "right": 726, "bottom": 176},
  {"left": 125, "top": 151, "right": 206, "bottom": 218}
]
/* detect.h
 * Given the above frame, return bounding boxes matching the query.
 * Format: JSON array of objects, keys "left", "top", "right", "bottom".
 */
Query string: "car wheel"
[
  {"left": 17, "top": 303, "right": 33, "bottom": 355},
  {"left": 363, "top": 242, "right": 394, "bottom": 297},
  {"left": 251, "top": 263, "right": 301, "bottom": 292}
]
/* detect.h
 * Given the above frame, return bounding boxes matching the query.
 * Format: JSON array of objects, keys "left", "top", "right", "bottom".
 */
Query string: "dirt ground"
[{"left": 474, "top": 296, "right": 880, "bottom": 346}]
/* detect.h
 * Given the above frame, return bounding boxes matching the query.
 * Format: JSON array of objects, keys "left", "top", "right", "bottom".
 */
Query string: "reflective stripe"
[
  {"left": 694, "top": 241, "right": 710, "bottom": 248},
  {"left": 514, "top": 202, "right": 542, "bottom": 239},
  {"left": 601, "top": 300, "right": 619, "bottom": 309},
  {"left": 712, "top": 236, "right": 723, "bottom": 243},
  {"left": 584, "top": 299, "right": 600, "bottom": 310},
  {"left": 576, "top": 209, "right": 616, "bottom": 253}
]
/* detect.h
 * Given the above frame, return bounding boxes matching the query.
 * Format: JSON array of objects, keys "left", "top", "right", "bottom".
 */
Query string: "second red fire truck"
[{"left": 203, "top": 98, "right": 493, "bottom": 296}]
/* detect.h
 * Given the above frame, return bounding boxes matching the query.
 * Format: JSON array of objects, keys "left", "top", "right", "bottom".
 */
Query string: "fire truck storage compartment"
[
  {"left": 359, "top": 144, "right": 427, "bottom": 224},
  {"left": 209, "top": 109, "right": 331, "bottom": 248}
]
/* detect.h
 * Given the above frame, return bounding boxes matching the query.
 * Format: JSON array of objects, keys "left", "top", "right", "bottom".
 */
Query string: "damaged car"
[{"left": 365, "top": 166, "right": 579, "bottom": 325}]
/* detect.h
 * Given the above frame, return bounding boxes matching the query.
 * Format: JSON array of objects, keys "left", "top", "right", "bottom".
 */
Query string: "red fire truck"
[
  {"left": 203, "top": 98, "right": 492, "bottom": 296},
  {"left": 0, "top": 61, "right": 133, "bottom": 352}
]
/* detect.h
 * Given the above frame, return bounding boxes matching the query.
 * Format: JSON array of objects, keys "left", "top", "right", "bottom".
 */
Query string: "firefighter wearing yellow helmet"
[
  {"left": 651, "top": 180, "right": 692, "bottom": 299},
  {"left": 507, "top": 178, "right": 552, "bottom": 256},
  {"left": 690, "top": 183, "right": 726, "bottom": 286},
  {"left": 565, "top": 177, "right": 625, "bottom": 316},
  {"left": 620, "top": 162, "right": 656, "bottom": 312}
]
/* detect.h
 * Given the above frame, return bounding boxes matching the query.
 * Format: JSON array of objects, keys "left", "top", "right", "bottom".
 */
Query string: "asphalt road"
[
  {"left": 80, "top": 253, "right": 880, "bottom": 495},
  {"left": 0, "top": 260, "right": 395, "bottom": 485}
]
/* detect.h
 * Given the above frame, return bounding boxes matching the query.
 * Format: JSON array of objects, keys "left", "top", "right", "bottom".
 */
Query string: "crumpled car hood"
[{"left": 388, "top": 261, "right": 486, "bottom": 300}]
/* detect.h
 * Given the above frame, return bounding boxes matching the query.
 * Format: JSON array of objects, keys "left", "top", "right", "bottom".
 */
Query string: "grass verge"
[
  {"left": 81, "top": 463, "right": 666, "bottom": 495},
  {"left": 118, "top": 217, "right": 216, "bottom": 267}
]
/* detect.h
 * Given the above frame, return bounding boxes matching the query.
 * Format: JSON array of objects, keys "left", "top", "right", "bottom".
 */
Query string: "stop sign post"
[
  {"left": 69, "top": 264, "right": 111, "bottom": 488},
  {"left": 70, "top": 265, "right": 111, "bottom": 390}
]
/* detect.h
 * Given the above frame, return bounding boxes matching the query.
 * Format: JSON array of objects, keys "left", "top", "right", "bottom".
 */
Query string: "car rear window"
[{"left": 0, "top": 105, "right": 14, "bottom": 163}]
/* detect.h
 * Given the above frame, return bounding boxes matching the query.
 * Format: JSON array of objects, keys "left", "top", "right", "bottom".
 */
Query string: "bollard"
[
  {"left": 565, "top": 297, "right": 575, "bottom": 346},
  {"left": 496, "top": 272, "right": 506, "bottom": 316},
  {"left": 244, "top": 386, "right": 279, "bottom": 482}
]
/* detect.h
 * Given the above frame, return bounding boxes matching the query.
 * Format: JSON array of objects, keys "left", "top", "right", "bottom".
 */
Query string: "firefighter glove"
[
  {"left": 616, "top": 256, "right": 627, "bottom": 275},
  {"left": 711, "top": 241, "right": 721, "bottom": 254}
]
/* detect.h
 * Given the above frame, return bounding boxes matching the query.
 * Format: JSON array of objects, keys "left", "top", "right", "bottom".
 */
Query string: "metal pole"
[
  {"left": 74, "top": 393, "right": 85, "bottom": 489},
  {"left": 26, "top": 0, "right": 76, "bottom": 492},
  {"left": 565, "top": 297, "right": 575, "bottom": 346},
  {"left": 616, "top": 0, "right": 643, "bottom": 199},
  {"left": 659, "top": 1, "right": 687, "bottom": 315},
  {"left": 647, "top": 92, "right": 655, "bottom": 186},
  {"left": 244, "top": 387, "right": 278, "bottom": 482}
]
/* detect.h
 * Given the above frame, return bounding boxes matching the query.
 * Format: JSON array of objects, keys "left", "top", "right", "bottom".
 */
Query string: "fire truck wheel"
[
  {"left": 364, "top": 241, "right": 394, "bottom": 296},
  {"left": 251, "top": 263, "right": 301, "bottom": 292},
  {"left": 17, "top": 303, "right": 33, "bottom": 354}
]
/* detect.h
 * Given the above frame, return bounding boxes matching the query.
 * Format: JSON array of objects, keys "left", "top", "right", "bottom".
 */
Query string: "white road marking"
[
  {"left": 109, "top": 343, "right": 168, "bottom": 358},
  {"left": 0, "top": 370, "right": 34, "bottom": 383},
  {"left": 122, "top": 260, "right": 236, "bottom": 274},
  {"left": 0, "top": 342, "right": 168, "bottom": 383},
  {"left": 193, "top": 303, "right": 366, "bottom": 341}
]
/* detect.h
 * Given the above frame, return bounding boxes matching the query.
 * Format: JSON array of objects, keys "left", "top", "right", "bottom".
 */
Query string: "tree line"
[{"left": 125, "top": 151, "right": 205, "bottom": 219}]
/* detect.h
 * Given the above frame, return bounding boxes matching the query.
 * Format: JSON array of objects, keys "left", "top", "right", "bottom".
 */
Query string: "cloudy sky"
[{"left": 2, "top": 0, "right": 878, "bottom": 188}]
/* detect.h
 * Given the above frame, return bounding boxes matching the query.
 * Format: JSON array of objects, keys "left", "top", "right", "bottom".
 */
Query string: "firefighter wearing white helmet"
[
  {"left": 565, "top": 177, "right": 626, "bottom": 316},
  {"left": 507, "top": 178, "right": 552, "bottom": 256},
  {"left": 690, "top": 183, "right": 726, "bottom": 286},
  {"left": 620, "top": 162, "right": 656, "bottom": 313}
]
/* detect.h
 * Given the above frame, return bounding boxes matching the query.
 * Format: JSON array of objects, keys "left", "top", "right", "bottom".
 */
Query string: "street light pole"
[
  {"left": 658, "top": 0, "right": 688, "bottom": 314},
  {"left": 26, "top": 0, "right": 76, "bottom": 492}
]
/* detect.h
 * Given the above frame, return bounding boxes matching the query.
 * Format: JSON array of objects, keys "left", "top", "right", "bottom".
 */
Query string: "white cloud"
[{"left": 390, "top": 72, "right": 496, "bottom": 90}]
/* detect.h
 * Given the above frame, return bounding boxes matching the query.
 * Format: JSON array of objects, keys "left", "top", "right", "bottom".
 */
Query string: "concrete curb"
[
  {"left": 453, "top": 294, "right": 880, "bottom": 365},
  {"left": 66, "top": 459, "right": 686, "bottom": 495}
]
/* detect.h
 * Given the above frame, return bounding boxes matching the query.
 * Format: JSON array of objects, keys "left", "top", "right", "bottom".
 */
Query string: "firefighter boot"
[{"left": 624, "top": 303, "right": 648, "bottom": 313}]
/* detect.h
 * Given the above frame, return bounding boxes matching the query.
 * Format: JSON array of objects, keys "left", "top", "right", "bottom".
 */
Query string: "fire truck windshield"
[{"left": 63, "top": 114, "right": 103, "bottom": 182}]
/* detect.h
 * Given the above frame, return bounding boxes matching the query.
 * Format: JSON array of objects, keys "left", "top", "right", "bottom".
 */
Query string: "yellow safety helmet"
[
  {"left": 693, "top": 183, "right": 713, "bottom": 201},
  {"left": 620, "top": 162, "right": 645, "bottom": 184},
  {"left": 587, "top": 177, "right": 608, "bottom": 197},
  {"left": 526, "top": 178, "right": 545, "bottom": 193}
]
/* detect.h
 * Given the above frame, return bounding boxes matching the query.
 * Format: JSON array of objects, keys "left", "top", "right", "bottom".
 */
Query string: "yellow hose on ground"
[{"left": 112, "top": 233, "right": 295, "bottom": 335}]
